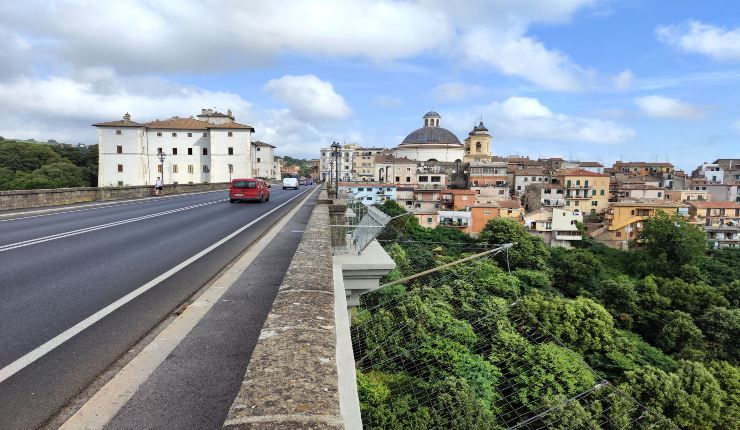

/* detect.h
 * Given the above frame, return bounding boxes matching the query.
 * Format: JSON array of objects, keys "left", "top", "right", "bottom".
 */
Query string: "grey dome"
[
  {"left": 401, "top": 126, "right": 462, "bottom": 146},
  {"left": 423, "top": 111, "right": 441, "bottom": 118}
]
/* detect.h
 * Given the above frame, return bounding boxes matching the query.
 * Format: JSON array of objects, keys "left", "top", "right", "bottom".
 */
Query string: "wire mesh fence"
[{"left": 350, "top": 221, "right": 675, "bottom": 430}]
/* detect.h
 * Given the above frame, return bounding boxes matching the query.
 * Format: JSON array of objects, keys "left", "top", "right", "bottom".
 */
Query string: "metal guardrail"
[{"left": 332, "top": 204, "right": 392, "bottom": 255}]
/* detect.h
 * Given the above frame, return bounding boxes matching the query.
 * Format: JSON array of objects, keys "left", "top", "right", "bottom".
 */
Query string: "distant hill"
[{"left": 280, "top": 156, "right": 312, "bottom": 176}]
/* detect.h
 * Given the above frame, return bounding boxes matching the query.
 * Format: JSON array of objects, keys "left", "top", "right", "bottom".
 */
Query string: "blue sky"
[{"left": 1, "top": 0, "right": 739, "bottom": 171}]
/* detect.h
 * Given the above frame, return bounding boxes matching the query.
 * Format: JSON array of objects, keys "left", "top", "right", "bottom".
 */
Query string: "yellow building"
[
  {"left": 592, "top": 200, "right": 688, "bottom": 249},
  {"left": 353, "top": 147, "right": 385, "bottom": 180},
  {"left": 463, "top": 120, "right": 493, "bottom": 162},
  {"left": 554, "top": 169, "right": 610, "bottom": 214}
]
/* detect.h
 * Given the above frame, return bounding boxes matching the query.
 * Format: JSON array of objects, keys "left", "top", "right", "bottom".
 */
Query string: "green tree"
[
  {"left": 636, "top": 211, "right": 707, "bottom": 277},
  {"left": 549, "top": 248, "right": 603, "bottom": 297},
  {"left": 698, "top": 307, "right": 740, "bottom": 364},
  {"left": 598, "top": 276, "right": 639, "bottom": 327},
  {"left": 34, "top": 162, "right": 89, "bottom": 188},
  {"left": 479, "top": 218, "right": 550, "bottom": 271},
  {"left": 0, "top": 141, "right": 63, "bottom": 172},
  {"left": 654, "top": 310, "right": 705, "bottom": 359}
]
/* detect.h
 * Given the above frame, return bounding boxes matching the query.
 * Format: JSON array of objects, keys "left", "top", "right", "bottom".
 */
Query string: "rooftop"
[
  {"left": 611, "top": 200, "right": 688, "bottom": 208},
  {"left": 688, "top": 201, "right": 740, "bottom": 209},
  {"left": 556, "top": 169, "right": 609, "bottom": 177}
]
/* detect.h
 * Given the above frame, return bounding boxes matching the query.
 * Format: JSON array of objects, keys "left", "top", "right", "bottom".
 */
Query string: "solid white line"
[
  {"left": 60, "top": 186, "right": 318, "bottom": 429},
  {"left": 0, "top": 189, "right": 227, "bottom": 223},
  {"left": 0, "top": 187, "right": 313, "bottom": 385},
  {"left": 0, "top": 199, "right": 225, "bottom": 252}
]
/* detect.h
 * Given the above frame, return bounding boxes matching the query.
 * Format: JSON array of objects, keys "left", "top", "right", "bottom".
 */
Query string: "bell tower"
[{"left": 463, "top": 119, "right": 492, "bottom": 162}]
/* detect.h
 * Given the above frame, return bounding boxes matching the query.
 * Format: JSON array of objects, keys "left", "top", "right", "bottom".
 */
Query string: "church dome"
[
  {"left": 401, "top": 127, "right": 462, "bottom": 146},
  {"left": 400, "top": 111, "right": 462, "bottom": 146}
]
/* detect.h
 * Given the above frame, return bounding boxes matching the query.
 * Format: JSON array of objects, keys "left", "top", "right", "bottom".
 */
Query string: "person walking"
[{"left": 154, "top": 177, "right": 163, "bottom": 196}]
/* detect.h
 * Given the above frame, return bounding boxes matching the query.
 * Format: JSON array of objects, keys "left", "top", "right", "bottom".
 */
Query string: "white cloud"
[
  {"left": 447, "top": 96, "right": 634, "bottom": 144},
  {"left": 657, "top": 21, "right": 740, "bottom": 61},
  {"left": 431, "top": 82, "right": 484, "bottom": 103},
  {"left": 614, "top": 70, "right": 634, "bottom": 90},
  {"left": 0, "top": 0, "right": 606, "bottom": 92},
  {"left": 374, "top": 95, "right": 402, "bottom": 108},
  {"left": 264, "top": 75, "right": 351, "bottom": 121},
  {"left": 460, "top": 29, "right": 590, "bottom": 91},
  {"left": 634, "top": 95, "right": 704, "bottom": 119}
]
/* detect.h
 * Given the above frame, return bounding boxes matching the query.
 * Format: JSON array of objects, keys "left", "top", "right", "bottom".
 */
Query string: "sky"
[{"left": 1, "top": 0, "right": 740, "bottom": 171}]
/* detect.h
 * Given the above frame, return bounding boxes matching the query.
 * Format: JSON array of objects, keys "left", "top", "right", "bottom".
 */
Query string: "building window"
[
  {"left": 257, "top": 147, "right": 261, "bottom": 151},
  {"left": 228, "top": 132, "right": 233, "bottom": 137},
  {"left": 431, "top": 176, "right": 441, "bottom": 182},
  {"left": 188, "top": 148, "right": 193, "bottom": 155},
  {"left": 117, "top": 164, "right": 123, "bottom": 172},
  {"left": 426, "top": 217, "right": 433, "bottom": 224},
  {"left": 172, "top": 132, "right": 177, "bottom": 137},
  {"left": 188, "top": 165, "right": 194, "bottom": 174},
  {"left": 172, "top": 148, "right": 178, "bottom": 155},
  {"left": 591, "top": 201, "right": 598, "bottom": 206},
  {"left": 257, "top": 158, "right": 261, "bottom": 163},
  {"left": 172, "top": 164, "right": 178, "bottom": 173},
  {"left": 203, "top": 165, "right": 210, "bottom": 173},
  {"left": 406, "top": 177, "right": 411, "bottom": 182},
  {"left": 116, "top": 145, "right": 122, "bottom": 154},
  {"left": 600, "top": 189, "right": 605, "bottom": 196},
  {"left": 116, "top": 130, "right": 122, "bottom": 135},
  {"left": 157, "top": 165, "right": 163, "bottom": 173},
  {"left": 484, "top": 210, "right": 491, "bottom": 215},
  {"left": 203, "top": 132, "right": 207, "bottom": 137},
  {"left": 419, "top": 176, "right": 429, "bottom": 182},
  {"left": 616, "top": 231, "right": 622, "bottom": 237},
  {"left": 157, "top": 147, "right": 162, "bottom": 154},
  {"left": 228, "top": 147, "right": 234, "bottom": 155},
  {"left": 187, "top": 132, "right": 192, "bottom": 137},
  {"left": 117, "top": 181, "right": 124, "bottom": 187},
  {"left": 203, "top": 148, "right": 208, "bottom": 156},
  {"left": 157, "top": 132, "right": 162, "bottom": 137},
  {"left": 395, "top": 176, "right": 400, "bottom": 182}
]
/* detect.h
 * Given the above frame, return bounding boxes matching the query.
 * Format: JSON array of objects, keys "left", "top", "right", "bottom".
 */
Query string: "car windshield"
[{"left": 233, "top": 181, "right": 256, "bottom": 188}]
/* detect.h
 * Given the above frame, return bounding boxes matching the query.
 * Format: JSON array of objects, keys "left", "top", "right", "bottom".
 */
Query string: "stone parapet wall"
[
  {"left": 223, "top": 186, "right": 346, "bottom": 429},
  {"left": 0, "top": 183, "right": 230, "bottom": 211}
]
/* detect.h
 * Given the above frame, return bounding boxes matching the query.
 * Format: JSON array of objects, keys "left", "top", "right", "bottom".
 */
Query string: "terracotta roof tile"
[
  {"left": 207, "top": 122, "right": 255, "bottom": 131},
  {"left": 92, "top": 119, "right": 145, "bottom": 127},
  {"left": 497, "top": 200, "right": 522, "bottom": 208},
  {"left": 145, "top": 117, "right": 210, "bottom": 130},
  {"left": 688, "top": 201, "right": 740, "bottom": 209}
]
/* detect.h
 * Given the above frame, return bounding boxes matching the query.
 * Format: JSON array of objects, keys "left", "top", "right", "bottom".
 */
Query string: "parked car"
[
  {"left": 230, "top": 178, "right": 270, "bottom": 203},
  {"left": 307, "top": 178, "right": 313, "bottom": 185},
  {"left": 299, "top": 178, "right": 307, "bottom": 186},
  {"left": 282, "top": 177, "right": 299, "bottom": 190}
]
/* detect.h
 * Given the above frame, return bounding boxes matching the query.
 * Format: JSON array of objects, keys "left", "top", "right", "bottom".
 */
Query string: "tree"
[
  {"left": 479, "top": 218, "right": 550, "bottom": 271},
  {"left": 654, "top": 310, "right": 705, "bottom": 359},
  {"left": 549, "top": 248, "right": 603, "bottom": 297},
  {"left": 636, "top": 211, "right": 707, "bottom": 277},
  {"left": 34, "top": 162, "right": 89, "bottom": 188},
  {"left": 598, "top": 276, "right": 639, "bottom": 325},
  {"left": 0, "top": 141, "right": 63, "bottom": 172},
  {"left": 698, "top": 307, "right": 740, "bottom": 364}
]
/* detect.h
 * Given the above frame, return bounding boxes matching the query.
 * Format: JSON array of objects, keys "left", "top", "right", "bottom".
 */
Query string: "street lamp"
[
  {"left": 157, "top": 149, "right": 166, "bottom": 185},
  {"left": 331, "top": 141, "right": 340, "bottom": 199},
  {"left": 228, "top": 164, "right": 233, "bottom": 182}
]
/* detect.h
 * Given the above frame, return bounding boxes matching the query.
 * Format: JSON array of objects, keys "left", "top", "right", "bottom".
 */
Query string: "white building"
[
  {"left": 94, "top": 110, "right": 256, "bottom": 186},
  {"left": 524, "top": 208, "right": 583, "bottom": 248},
  {"left": 393, "top": 112, "right": 465, "bottom": 163},
  {"left": 273, "top": 157, "right": 283, "bottom": 181},
  {"left": 252, "top": 141, "right": 276, "bottom": 178},
  {"left": 319, "top": 145, "right": 355, "bottom": 182}
]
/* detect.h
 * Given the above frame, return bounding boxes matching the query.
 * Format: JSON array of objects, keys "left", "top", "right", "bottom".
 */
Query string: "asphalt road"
[{"left": 0, "top": 186, "right": 316, "bottom": 429}]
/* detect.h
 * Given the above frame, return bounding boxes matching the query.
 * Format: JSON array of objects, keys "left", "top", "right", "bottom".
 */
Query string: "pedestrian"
[{"left": 155, "top": 177, "right": 163, "bottom": 196}]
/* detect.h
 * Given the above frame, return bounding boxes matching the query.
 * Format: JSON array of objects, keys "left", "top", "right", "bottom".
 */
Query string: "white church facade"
[
  {"left": 94, "top": 109, "right": 276, "bottom": 187},
  {"left": 392, "top": 111, "right": 466, "bottom": 163}
]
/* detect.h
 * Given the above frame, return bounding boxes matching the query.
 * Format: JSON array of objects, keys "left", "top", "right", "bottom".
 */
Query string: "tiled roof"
[
  {"left": 688, "top": 201, "right": 740, "bottom": 209},
  {"left": 252, "top": 140, "right": 275, "bottom": 147},
  {"left": 497, "top": 200, "right": 522, "bottom": 208},
  {"left": 145, "top": 117, "right": 210, "bottom": 130},
  {"left": 619, "top": 184, "right": 663, "bottom": 190},
  {"left": 611, "top": 200, "right": 687, "bottom": 208},
  {"left": 92, "top": 119, "right": 145, "bottom": 127},
  {"left": 208, "top": 122, "right": 255, "bottom": 131},
  {"left": 615, "top": 161, "right": 674, "bottom": 167},
  {"left": 556, "top": 169, "right": 609, "bottom": 177},
  {"left": 515, "top": 168, "right": 548, "bottom": 176}
]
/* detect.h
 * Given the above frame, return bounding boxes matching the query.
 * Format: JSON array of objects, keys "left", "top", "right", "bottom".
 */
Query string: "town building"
[
  {"left": 437, "top": 211, "right": 472, "bottom": 234},
  {"left": 374, "top": 154, "right": 417, "bottom": 184},
  {"left": 665, "top": 189, "right": 710, "bottom": 203},
  {"left": 347, "top": 184, "right": 397, "bottom": 206},
  {"left": 319, "top": 144, "right": 355, "bottom": 181},
  {"left": 692, "top": 162, "right": 724, "bottom": 184},
  {"left": 553, "top": 169, "right": 610, "bottom": 214},
  {"left": 591, "top": 200, "right": 688, "bottom": 249},
  {"left": 353, "top": 147, "right": 385, "bottom": 180},
  {"left": 692, "top": 181, "right": 740, "bottom": 202},
  {"left": 273, "top": 157, "right": 283, "bottom": 180},
  {"left": 463, "top": 120, "right": 493, "bottom": 162},
  {"left": 613, "top": 161, "right": 674, "bottom": 177},
  {"left": 469, "top": 160, "right": 510, "bottom": 201},
  {"left": 94, "top": 110, "right": 256, "bottom": 187},
  {"left": 440, "top": 189, "right": 477, "bottom": 211},
  {"left": 470, "top": 205, "right": 500, "bottom": 235},
  {"left": 524, "top": 208, "right": 583, "bottom": 248},
  {"left": 688, "top": 201, "right": 740, "bottom": 248},
  {"left": 523, "top": 183, "right": 565, "bottom": 212},
  {"left": 615, "top": 183, "right": 665, "bottom": 201},
  {"left": 252, "top": 141, "right": 276, "bottom": 178},
  {"left": 513, "top": 168, "right": 551, "bottom": 198},
  {"left": 393, "top": 112, "right": 465, "bottom": 163}
]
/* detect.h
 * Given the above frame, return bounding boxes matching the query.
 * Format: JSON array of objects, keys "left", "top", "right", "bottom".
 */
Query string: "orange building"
[
  {"left": 470, "top": 205, "right": 500, "bottom": 234},
  {"left": 441, "top": 189, "right": 478, "bottom": 210}
]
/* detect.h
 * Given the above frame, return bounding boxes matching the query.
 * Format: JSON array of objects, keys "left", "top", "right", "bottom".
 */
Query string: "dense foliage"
[
  {"left": 354, "top": 201, "right": 739, "bottom": 429},
  {"left": 0, "top": 138, "right": 98, "bottom": 190}
]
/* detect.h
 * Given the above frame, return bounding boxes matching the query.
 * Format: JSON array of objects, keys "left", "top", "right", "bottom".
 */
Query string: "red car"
[{"left": 229, "top": 178, "right": 270, "bottom": 203}]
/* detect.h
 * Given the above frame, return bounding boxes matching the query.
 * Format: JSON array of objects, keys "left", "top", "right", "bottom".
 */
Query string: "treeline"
[
  {"left": 0, "top": 138, "right": 98, "bottom": 190},
  {"left": 353, "top": 202, "right": 739, "bottom": 429},
  {"left": 281, "top": 155, "right": 312, "bottom": 176}
]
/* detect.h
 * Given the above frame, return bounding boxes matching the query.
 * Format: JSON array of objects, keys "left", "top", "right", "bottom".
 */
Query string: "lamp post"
[
  {"left": 157, "top": 149, "right": 166, "bottom": 185},
  {"left": 331, "top": 141, "right": 340, "bottom": 199},
  {"left": 228, "top": 164, "right": 233, "bottom": 182}
]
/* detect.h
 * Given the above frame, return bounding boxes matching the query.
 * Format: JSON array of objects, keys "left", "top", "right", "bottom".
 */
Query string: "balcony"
[
  {"left": 566, "top": 193, "right": 591, "bottom": 199},
  {"left": 555, "top": 230, "right": 582, "bottom": 241},
  {"left": 542, "top": 199, "right": 565, "bottom": 206},
  {"left": 565, "top": 184, "right": 592, "bottom": 190}
]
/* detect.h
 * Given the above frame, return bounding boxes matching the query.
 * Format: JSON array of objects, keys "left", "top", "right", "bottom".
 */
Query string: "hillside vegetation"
[
  {"left": 353, "top": 200, "right": 739, "bottom": 429},
  {"left": 0, "top": 138, "right": 98, "bottom": 190}
]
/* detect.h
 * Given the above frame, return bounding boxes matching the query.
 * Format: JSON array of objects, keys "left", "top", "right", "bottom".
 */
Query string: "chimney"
[
  {"left": 123, "top": 112, "right": 131, "bottom": 121},
  {"left": 201, "top": 109, "right": 207, "bottom": 115}
]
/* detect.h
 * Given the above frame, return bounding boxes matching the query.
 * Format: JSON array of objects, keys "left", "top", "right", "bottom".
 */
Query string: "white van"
[{"left": 282, "top": 177, "right": 299, "bottom": 190}]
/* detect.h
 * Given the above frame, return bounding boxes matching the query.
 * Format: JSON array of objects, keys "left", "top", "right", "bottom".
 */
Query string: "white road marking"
[
  {"left": 0, "top": 199, "right": 225, "bottom": 252},
  {"left": 0, "top": 187, "right": 313, "bottom": 385},
  {"left": 59, "top": 186, "right": 318, "bottom": 429},
  {"left": 0, "top": 189, "right": 227, "bottom": 223}
]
